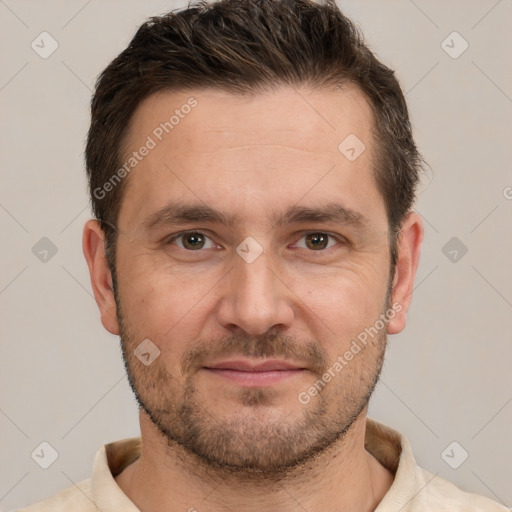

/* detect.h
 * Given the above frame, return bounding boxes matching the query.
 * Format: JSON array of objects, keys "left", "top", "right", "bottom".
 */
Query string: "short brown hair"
[{"left": 85, "top": 0, "right": 425, "bottom": 272}]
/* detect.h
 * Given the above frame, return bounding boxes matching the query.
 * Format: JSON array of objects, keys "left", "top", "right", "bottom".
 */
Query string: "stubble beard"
[{"left": 114, "top": 279, "right": 390, "bottom": 479}]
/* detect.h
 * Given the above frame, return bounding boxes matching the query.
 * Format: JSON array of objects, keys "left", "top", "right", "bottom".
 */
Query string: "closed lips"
[{"left": 205, "top": 360, "right": 306, "bottom": 371}]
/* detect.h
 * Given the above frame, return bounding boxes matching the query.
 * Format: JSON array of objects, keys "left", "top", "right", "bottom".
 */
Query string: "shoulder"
[
  {"left": 15, "top": 437, "right": 142, "bottom": 512},
  {"left": 366, "top": 418, "right": 508, "bottom": 512},
  {"left": 15, "top": 478, "right": 95, "bottom": 512},
  {"left": 410, "top": 466, "right": 509, "bottom": 511}
]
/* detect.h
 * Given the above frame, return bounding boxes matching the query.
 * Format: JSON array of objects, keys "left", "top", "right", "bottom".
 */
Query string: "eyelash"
[{"left": 165, "top": 231, "right": 345, "bottom": 252}]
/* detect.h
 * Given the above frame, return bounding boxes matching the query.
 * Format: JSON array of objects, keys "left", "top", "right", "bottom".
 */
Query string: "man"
[{"left": 20, "top": 0, "right": 507, "bottom": 510}]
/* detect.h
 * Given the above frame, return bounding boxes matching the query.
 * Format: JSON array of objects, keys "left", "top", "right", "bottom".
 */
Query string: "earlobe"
[
  {"left": 82, "top": 219, "right": 120, "bottom": 335},
  {"left": 387, "top": 212, "right": 423, "bottom": 335}
]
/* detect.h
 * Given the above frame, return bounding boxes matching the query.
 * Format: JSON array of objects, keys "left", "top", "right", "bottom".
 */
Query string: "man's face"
[{"left": 110, "top": 85, "right": 394, "bottom": 473}]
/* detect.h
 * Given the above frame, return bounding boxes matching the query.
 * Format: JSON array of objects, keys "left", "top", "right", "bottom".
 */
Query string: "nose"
[{"left": 216, "top": 247, "right": 295, "bottom": 336}]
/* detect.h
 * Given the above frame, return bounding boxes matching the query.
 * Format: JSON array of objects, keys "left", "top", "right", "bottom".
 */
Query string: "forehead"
[
  {"left": 126, "top": 84, "right": 374, "bottom": 152},
  {"left": 117, "top": 85, "right": 385, "bottom": 233}
]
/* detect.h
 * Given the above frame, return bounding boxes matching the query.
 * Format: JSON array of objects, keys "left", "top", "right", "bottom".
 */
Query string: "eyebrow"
[{"left": 141, "top": 201, "right": 370, "bottom": 232}]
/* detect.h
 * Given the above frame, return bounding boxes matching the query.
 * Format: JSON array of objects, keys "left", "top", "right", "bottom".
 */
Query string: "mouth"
[{"left": 202, "top": 359, "right": 308, "bottom": 386}]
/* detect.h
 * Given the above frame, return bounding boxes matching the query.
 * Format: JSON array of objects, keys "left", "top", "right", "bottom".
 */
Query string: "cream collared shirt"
[{"left": 18, "top": 418, "right": 508, "bottom": 511}]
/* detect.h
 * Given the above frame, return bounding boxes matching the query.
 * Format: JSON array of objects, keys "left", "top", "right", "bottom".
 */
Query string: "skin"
[{"left": 83, "top": 85, "right": 423, "bottom": 512}]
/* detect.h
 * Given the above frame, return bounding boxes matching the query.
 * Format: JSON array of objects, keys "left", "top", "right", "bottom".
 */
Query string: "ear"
[
  {"left": 82, "top": 219, "right": 120, "bottom": 335},
  {"left": 387, "top": 211, "right": 424, "bottom": 335}
]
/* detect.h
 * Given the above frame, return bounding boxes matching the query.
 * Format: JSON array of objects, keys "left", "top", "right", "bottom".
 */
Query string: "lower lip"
[{"left": 203, "top": 368, "right": 306, "bottom": 386}]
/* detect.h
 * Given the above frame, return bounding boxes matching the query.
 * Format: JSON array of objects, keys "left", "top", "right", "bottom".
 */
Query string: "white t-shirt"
[{"left": 17, "top": 418, "right": 508, "bottom": 511}]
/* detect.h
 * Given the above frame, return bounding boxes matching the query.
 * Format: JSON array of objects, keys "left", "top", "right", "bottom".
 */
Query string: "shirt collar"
[{"left": 90, "top": 417, "right": 416, "bottom": 511}]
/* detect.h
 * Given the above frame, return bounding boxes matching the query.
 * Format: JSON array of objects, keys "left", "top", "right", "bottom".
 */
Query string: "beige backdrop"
[{"left": 1, "top": 0, "right": 511, "bottom": 509}]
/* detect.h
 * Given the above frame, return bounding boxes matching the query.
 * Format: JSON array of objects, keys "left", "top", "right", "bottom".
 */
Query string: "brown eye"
[
  {"left": 182, "top": 233, "right": 205, "bottom": 250},
  {"left": 305, "top": 233, "right": 329, "bottom": 250},
  {"left": 168, "top": 232, "right": 215, "bottom": 250},
  {"left": 294, "top": 232, "right": 339, "bottom": 251}
]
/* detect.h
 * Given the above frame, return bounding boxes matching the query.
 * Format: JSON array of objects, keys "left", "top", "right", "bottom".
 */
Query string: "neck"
[{"left": 115, "top": 410, "right": 394, "bottom": 512}]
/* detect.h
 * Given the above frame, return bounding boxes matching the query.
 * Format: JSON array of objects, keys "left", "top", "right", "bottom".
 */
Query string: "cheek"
[
  {"left": 116, "top": 253, "right": 215, "bottom": 349},
  {"left": 295, "top": 261, "right": 388, "bottom": 347}
]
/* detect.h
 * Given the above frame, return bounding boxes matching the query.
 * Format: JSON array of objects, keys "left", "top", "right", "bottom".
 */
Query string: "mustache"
[{"left": 180, "top": 331, "right": 329, "bottom": 376}]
